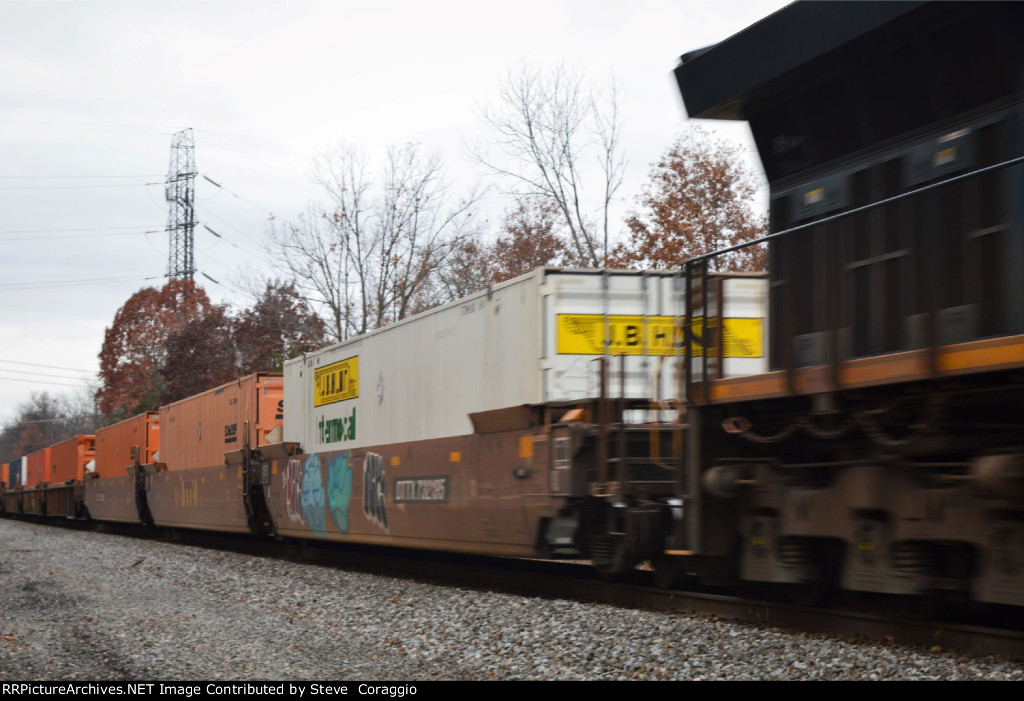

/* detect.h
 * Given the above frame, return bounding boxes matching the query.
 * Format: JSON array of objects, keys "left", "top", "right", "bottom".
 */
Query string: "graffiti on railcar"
[
  {"left": 363, "top": 452, "right": 388, "bottom": 531},
  {"left": 283, "top": 458, "right": 305, "bottom": 525},
  {"left": 327, "top": 451, "right": 353, "bottom": 533},
  {"left": 301, "top": 453, "right": 326, "bottom": 537}
]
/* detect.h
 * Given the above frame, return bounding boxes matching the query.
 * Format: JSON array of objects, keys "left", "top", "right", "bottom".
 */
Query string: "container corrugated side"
[
  {"left": 95, "top": 412, "right": 160, "bottom": 475},
  {"left": 49, "top": 435, "right": 96, "bottom": 482},
  {"left": 25, "top": 447, "right": 50, "bottom": 486},
  {"left": 159, "top": 373, "right": 284, "bottom": 471}
]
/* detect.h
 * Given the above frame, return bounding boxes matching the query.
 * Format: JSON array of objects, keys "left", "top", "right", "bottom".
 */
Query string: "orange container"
[
  {"left": 159, "top": 373, "right": 284, "bottom": 471},
  {"left": 95, "top": 412, "right": 160, "bottom": 476},
  {"left": 49, "top": 435, "right": 96, "bottom": 483},
  {"left": 25, "top": 447, "right": 51, "bottom": 487}
]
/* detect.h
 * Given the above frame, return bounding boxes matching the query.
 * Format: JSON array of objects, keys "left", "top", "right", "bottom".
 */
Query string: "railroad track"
[{"left": 14, "top": 513, "right": 1021, "bottom": 663}]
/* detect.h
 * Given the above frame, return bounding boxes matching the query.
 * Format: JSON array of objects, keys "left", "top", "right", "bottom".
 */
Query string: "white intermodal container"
[{"left": 284, "top": 268, "right": 767, "bottom": 453}]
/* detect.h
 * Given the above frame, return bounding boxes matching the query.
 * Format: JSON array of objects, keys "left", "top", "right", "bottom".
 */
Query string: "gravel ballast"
[{"left": 0, "top": 519, "right": 1021, "bottom": 681}]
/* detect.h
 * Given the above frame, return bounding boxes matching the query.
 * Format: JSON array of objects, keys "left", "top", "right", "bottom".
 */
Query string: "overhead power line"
[
  {"left": 0, "top": 375, "right": 93, "bottom": 388},
  {"left": 0, "top": 359, "right": 96, "bottom": 374},
  {"left": 0, "top": 174, "right": 164, "bottom": 179},
  {"left": 0, "top": 367, "right": 97, "bottom": 381},
  {"left": 0, "top": 183, "right": 161, "bottom": 191},
  {"left": 201, "top": 174, "right": 275, "bottom": 215},
  {"left": 0, "top": 274, "right": 164, "bottom": 292},
  {"left": 0, "top": 225, "right": 160, "bottom": 234},
  {"left": 0, "top": 230, "right": 160, "bottom": 242}
]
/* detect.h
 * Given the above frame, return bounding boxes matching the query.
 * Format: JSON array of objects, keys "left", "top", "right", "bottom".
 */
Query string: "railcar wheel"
[
  {"left": 652, "top": 553, "right": 687, "bottom": 590},
  {"left": 775, "top": 581, "right": 830, "bottom": 607},
  {"left": 591, "top": 534, "right": 637, "bottom": 581}
]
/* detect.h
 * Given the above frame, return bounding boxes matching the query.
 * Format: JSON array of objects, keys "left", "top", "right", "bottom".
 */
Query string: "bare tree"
[
  {"left": 473, "top": 63, "right": 626, "bottom": 268},
  {"left": 0, "top": 390, "right": 100, "bottom": 465},
  {"left": 271, "top": 143, "right": 481, "bottom": 341}
]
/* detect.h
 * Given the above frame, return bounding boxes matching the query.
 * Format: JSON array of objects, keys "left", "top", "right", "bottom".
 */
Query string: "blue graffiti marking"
[
  {"left": 327, "top": 451, "right": 354, "bottom": 533},
  {"left": 301, "top": 453, "right": 326, "bottom": 537}
]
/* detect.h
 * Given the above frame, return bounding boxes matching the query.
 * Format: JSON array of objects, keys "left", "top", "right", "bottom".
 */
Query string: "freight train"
[{"left": 3, "top": 1, "right": 1023, "bottom": 609}]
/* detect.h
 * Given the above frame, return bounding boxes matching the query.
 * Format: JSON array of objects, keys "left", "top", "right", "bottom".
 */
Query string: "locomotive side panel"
[{"left": 674, "top": 2, "right": 1024, "bottom": 604}]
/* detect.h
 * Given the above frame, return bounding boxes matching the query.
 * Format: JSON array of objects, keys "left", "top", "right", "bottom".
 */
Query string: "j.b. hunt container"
[{"left": 285, "top": 267, "right": 767, "bottom": 453}]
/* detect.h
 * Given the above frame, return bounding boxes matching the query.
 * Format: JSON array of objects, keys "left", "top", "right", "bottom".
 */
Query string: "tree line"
[
  {"left": 1, "top": 64, "right": 765, "bottom": 464},
  {"left": 0, "top": 280, "right": 325, "bottom": 464}
]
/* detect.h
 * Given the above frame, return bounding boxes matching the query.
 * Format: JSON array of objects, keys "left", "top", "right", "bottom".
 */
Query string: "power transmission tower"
[{"left": 165, "top": 128, "right": 197, "bottom": 279}]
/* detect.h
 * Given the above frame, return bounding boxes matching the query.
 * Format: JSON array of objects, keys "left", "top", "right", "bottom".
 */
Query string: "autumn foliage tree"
[
  {"left": 234, "top": 280, "right": 327, "bottom": 373},
  {"left": 96, "top": 279, "right": 214, "bottom": 418},
  {"left": 611, "top": 127, "right": 766, "bottom": 271},
  {"left": 437, "top": 198, "right": 586, "bottom": 297},
  {"left": 158, "top": 303, "right": 239, "bottom": 405},
  {"left": 95, "top": 278, "right": 332, "bottom": 420},
  {"left": 489, "top": 198, "right": 584, "bottom": 283}
]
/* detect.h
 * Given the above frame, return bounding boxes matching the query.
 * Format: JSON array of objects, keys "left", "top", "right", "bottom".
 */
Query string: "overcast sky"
[{"left": 0, "top": 0, "right": 788, "bottom": 423}]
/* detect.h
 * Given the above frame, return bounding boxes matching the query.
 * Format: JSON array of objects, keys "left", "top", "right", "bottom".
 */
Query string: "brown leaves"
[
  {"left": 612, "top": 127, "right": 766, "bottom": 272},
  {"left": 490, "top": 198, "right": 584, "bottom": 283},
  {"left": 233, "top": 280, "right": 327, "bottom": 373},
  {"left": 440, "top": 197, "right": 587, "bottom": 297},
  {"left": 96, "top": 278, "right": 214, "bottom": 418},
  {"left": 94, "top": 279, "right": 330, "bottom": 421}
]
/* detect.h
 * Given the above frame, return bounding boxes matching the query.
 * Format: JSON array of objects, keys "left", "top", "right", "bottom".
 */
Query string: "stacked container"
[
  {"left": 6, "top": 457, "right": 23, "bottom": 488},
  {"left": 25, "top": 447, "right": 51, "bottom": 486},
  {"left": 285, "top": 268, "right": 768, "bottom": 453},
  {"left": 159, "top": 373, "right": 284, "bottom": 471},
  {"left": 95, "top": 412, "right": 160, "bottom": 475},
  {"left": 48, "top": 435, "right": 96, "bottom": 483}
]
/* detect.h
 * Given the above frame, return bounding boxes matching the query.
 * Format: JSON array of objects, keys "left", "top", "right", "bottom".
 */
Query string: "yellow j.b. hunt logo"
[
  {"left": 556, "top": 314, "right": 763, "bottom": 358},
  {"left": 313, "top": 357, "right": 359, "bottom": 407}
]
